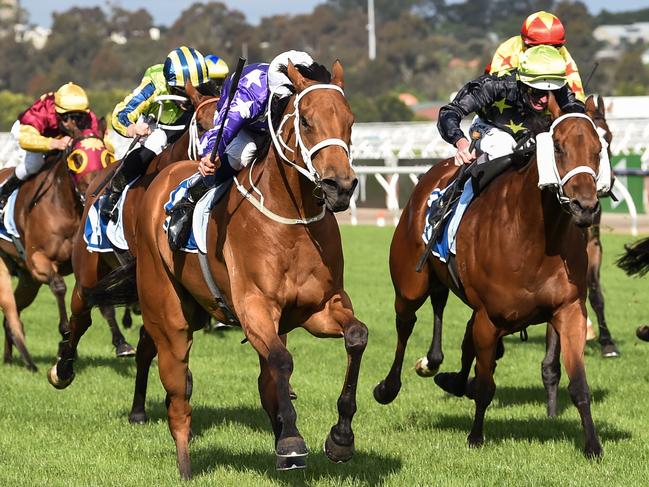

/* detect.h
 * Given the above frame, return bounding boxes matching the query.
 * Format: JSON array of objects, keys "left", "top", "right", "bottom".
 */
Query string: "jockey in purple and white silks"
[{"left": 166, "top": 50, "right": 315, "bottom": 250}]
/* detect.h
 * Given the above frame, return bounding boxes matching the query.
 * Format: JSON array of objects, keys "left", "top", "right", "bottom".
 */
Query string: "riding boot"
[
  {"left": 428, "top": 165, "right": 470, "bottom": 231},
  {"left": 0, "top": 172, "right": 22, "bottom": 213},
  {"left": 100, "top": 147, "right": 156, "bottom": 222},
  {"left": 167, "top": 157, "right": 237, "bottom": 251}
]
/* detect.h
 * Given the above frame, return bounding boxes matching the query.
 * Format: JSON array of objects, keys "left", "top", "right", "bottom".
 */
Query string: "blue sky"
[{"left": 20, "top": 0, "right": 649, "bottom": 27}]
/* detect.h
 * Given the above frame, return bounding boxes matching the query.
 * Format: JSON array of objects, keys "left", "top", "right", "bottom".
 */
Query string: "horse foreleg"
[
  {"left": 416, "top": 286, "right": 449, "bottom": 377},
  {"left": 553, "top": 302, "right": 602, "bottom": 458},
  {"left": 48, "top": 273, "right": 69, "bottom": 336},
  {"left": 122, "top": 306, "right": 133, "bottom": 329},
  {"left": 374, "top": 293, "right": 426, "bottom": 405},
  {"left": 129, "top": 325, "right": 157, "bottom": 424},
  {"left": 48, "top": 282, "right": 92, "bottom": 389},
  {"left": 466, "top": 310, "right": 498, "bottom": 448},
  {"left": 301, "top": 293, "right": 368, "bottom": 465},
  {"left": 435, "top": 313, "right": 476, "bottom": 397},
  {"left": 1, "top": 267, "right": 38, "bottom": 371},
  {"left": 243, "top": 297, "right": 307, "bottom": 470},
  {"left": 586, "top": 258, "right": 619, "bottom": 358},
  {"left": 541, "top": 324, "right": 561, "bottom": 417},
  {"left": 99, "top": 305, "right": 135, "bottom": 357}
]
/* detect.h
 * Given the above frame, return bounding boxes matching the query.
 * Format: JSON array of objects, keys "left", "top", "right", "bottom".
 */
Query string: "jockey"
[
  {"left": 166, "top": 50, "right": 315, "bottom": 249},
  {"left": 205, "top": 54, "right": 230, "bottom": 95},
  {"left": 100, "top": 46, "right": 214, "bottom": 220},
  {"left": 0, "top": 82, "right": 101, "bottom": 211},
  {"left": 438, "top": 45, "right": 584, "bottom": 167},
  {"left": 488, "top": 10, "right": 585, "bottom": 102}
]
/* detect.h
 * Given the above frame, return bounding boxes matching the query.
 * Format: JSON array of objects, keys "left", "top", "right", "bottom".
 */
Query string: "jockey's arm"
[
  {"left": 17, "top": 124, "right": 60, "bottom": 152},
  {"left": 199, "top": 85, "right": 260, "bottom": 159},
  {"left": 111, "top": 78, "right": 158, "bottom": 137},
  {"left": 555, "top": 86, "right": 586, "bottom": 114}
]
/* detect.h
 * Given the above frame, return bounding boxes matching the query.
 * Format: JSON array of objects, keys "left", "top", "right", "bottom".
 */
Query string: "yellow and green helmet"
[{"left": 517, "top": 45, "right": 567, "bottom": 90}]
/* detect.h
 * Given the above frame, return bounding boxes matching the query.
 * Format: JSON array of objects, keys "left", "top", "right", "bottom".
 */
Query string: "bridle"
[
  {"left": 188, "top": 97, "right": 218, "bottom": 160},
  {"left": 232, "top": 83, "right": 353, "bottom": 225}
]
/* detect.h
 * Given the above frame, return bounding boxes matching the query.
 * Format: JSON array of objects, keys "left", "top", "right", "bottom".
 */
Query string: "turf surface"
[{"left": 0, "top": 227, "right": 648, "bottom": 486}]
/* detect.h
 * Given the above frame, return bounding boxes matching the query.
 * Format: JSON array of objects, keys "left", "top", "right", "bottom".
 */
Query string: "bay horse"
[
  {"left": 47, "top": 83, "right": 218, "bottom": 387},
  {"left": 0, "top": 131, "right": 134, "bottom": 372},
  {"left": 374, "top": 96, "right": 604, "bottom": 458},
  {"left": 92, "top": 60, "right": 366, "bottom": 478},
  {"left": 413, "top": 95, "right": 618, "bottom": 381}
]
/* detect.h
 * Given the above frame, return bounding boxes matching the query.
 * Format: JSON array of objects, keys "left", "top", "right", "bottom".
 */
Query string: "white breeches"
[{"left": 469, "top": 117, "right": 517, "bottom": 160}]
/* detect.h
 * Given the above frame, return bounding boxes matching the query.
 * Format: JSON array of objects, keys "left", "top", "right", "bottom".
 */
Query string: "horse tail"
[
  {"left": 84, "top": 260, "right": 138, "bottom": 307},
  {"left": 617, "top": 236, "right": 649, "bottom": 277}
]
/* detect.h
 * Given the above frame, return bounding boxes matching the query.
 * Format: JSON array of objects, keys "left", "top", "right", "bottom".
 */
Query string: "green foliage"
[
  {"left": 596, "top": 7, "right": 649, "bottom": 25},
  {"left": 613, "top": 47, "right": 649, "bottom": 96},
  {"left": 349, "top": 93, "right": 415, "bottom": 122},
  {"left": 87, "top": 88, "right": 130, "bottom": 120},
  {"left": 0, "top": 229, "right": 648, "bottom": 485},
  {"left": 0, "top": 90, "right": 32, "bottom": 131}
]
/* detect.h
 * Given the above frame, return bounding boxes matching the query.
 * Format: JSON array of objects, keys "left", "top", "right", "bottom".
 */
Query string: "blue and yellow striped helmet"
[
  {"left": 205, "top": 55, "right": 229, "bottom": 81},
  {"left": 163, "top": 46, "right": 208, "bottom": 88}
]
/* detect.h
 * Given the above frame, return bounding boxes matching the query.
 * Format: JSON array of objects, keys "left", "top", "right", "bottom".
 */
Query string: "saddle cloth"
[
  {"left": 163, "top": 174, "right": 216, "bottom": 254},
  {"left": 84, "top": 179, "right": 138, "bottom": 252},
  {"left": 0, "top": 189, "right": 21, "bottom": 242},
  {"left": 422, "top": 178, "right": 474, "bottom": 263}
]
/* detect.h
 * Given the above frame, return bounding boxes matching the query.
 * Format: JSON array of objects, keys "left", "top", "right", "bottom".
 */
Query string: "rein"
[
  {"left": 233, "top": 83, "right": 351, "bottom": 225},
  {"left": 188, "top": 97, "right": 218, "bottom": 160}
]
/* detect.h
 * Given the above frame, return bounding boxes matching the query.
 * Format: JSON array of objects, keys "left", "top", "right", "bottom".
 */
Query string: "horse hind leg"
[
  {"left": 99, "top": 305, "right": 135, "bottom": 357},
  {"left": 415, "top": 286, "right": 449, "bottom": 377},
  {"left": 541, "top": 324, "right": 561, "bottom": 417},
  {"left": 373, "top": 293, "right": 425, "bottom": 405},
  {"left": 435, "top": 313, "right": 476, "bottom": 397},
  {"left": 1, "top": 267, "right": 39, "bottom": 372},
  {"left": 128, "top": 325, "right": 157, "bottom": 424},
  {"left": 586, "top": 250, "right": 619, "bottom": 358}
]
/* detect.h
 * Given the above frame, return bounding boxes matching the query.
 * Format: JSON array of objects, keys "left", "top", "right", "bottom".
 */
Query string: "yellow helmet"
[
  {"left": 518, "top": 45, "right": 567, "bottom": 90},
  {"left": 205, "top": 55, "right": 229, "bottom": 81},
  {"left": 55, "top": 82, "right": 90, "bottom": 113}
]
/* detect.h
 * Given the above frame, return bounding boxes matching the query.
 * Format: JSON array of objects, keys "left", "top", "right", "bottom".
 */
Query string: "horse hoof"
[
  {"left": 324, "top": 432, "right": 354, "bottom": 463},
  {"left": 434, "top": 372, "right": 465, "bottom": 397},
  {"left": 47, "top": 365, "right": 74, "bottom": 390},
  {"left": 600, "top": 343, "right": 620, "bottom": 358},
  {"left": 276, "top": 436, "right": 308, "bottom": 470},
  {"left": 636, "top": 325, "right": 649, "bottom": 342},
  {"left": 373, "top": 380, "right": 399, "bottom": 405},
  {"left": 585, "top": 441, "right": 603, "bottom": 460},
  {"left": 415, "top": 357, "right": 438, "bottom": 377},
  {"left": 467, "top": 434, "right": 484, "bottom": 448},
  {"left": 27, "top": 363, "right": 38, "bottom": 373},
  {"left": 128, "top": 411, "right": 148, "bottom": 424},
  {"left": 116, "top": 342, "right": 136, "bottom": 358}
]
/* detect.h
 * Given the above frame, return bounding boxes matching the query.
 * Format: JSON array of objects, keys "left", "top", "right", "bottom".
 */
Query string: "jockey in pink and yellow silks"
[{"left": 488, "top": 11, "right": 585, "bottom": 102}]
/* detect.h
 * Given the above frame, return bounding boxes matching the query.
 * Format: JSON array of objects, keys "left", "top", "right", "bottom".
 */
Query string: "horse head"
[
  {"left": 585, "top": 94, "right": 612, "bottom": 158},
  {"left": 185, "top": 81, "right": 219, "bottom": 135},
  {"left": 285, "top": 60, "right": 357, "bottom": 212},
  {"left": 546, "top": 93, "right": 606, "bottom": 227},
  {"left": 66, "top": 130, "right": 116, "bottom": 196}
]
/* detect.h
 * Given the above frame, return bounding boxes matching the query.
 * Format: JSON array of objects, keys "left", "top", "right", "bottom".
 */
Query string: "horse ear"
[
  {"left": 185, "top": 80, "right": 203, "bottom": 109},
  {"left": 331, "top": 60, "right": 344, "bottom": 89},
  {"left": 547, "top": 91, "right": 562, "bottom": 120},
  {"left": 585, "top": 94, "right": 596, "bottom": 116},
  {"left": 286, "top": 60, "right": 308, "bottom": 92},
  {"left": 597, "top": 95, "right": 606, "bottom": 116}
]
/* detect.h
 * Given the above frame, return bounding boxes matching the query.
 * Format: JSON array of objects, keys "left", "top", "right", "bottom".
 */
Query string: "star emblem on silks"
[
  {"left": 242, "top": 69, "right": 264, "bottom": 89},
  {"left": 498, "top": 54, "right": 513, "bottom": 69},
  {"left": 505, "top": 119, "right": 526, "bottom": 134},
  {"left": 565, "top": 62, "right": 577, "bottom": 77},
  {"left": 231, "top": 100, "right": 253, "bottom": 118},
  {"left": 493, "top": 98, "right": 511, "bottom": 114},
  {"left": 570, "top": 81, "right": 582, "bottom": 95}
]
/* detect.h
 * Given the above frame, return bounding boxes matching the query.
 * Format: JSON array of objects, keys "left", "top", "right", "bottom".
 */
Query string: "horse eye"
[
  {"left": 554, "top": 143, "right": 563, "bottom": 155},
  {"left": 300, "top": 115, "right": 310, "bottom": 128}
]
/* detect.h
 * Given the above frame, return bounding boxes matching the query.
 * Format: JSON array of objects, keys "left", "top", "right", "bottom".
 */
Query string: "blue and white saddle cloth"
[
  {"left": 0, "top": 189, "right": 21, "bottom": 242},
  {"left": 163, "top": 173, "right": 216, "bottom": 254},
  {"left": 84, "top": 179, "right": 138, "bottom": 252},
  {"left": 422, "top": 178, "right": 474, "bottom": 263}
]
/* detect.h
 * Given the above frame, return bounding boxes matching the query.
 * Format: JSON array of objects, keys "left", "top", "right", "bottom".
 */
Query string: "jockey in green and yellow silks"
[{"left": 488, "top": 11, "right": 585, "bottom": 102}]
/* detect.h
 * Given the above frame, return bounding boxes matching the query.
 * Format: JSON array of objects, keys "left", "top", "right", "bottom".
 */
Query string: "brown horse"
[
  {"left": 413, "top": 94, "right": 618, "bottom": 382},
  {"left": 0, "top": 132, "right": 131, "bottom": 372},
  {"left": 47, "top": 84, "right": 218, "bottom": 387},
  {"left": 374, "top": 97, "right": 604, "bottom": 458},
  {"left": 94, "top": 60, "right": 366, "bottom": 478}
]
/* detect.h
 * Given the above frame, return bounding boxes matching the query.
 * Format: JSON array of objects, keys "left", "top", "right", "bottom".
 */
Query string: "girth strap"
[{"left": 197, "top": 251, "right": 239, "bottom": 326}]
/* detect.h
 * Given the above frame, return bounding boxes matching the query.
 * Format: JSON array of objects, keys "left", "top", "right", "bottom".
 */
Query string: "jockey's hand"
[
  {"left": 126, "top": 122, "right": 151, "bottom": 138},
  {"left": 50, "top": 136, "right": 72, "bottom": 151},
  {"left": 198, "top": 155, "right": 218, "bottom": 177},
  {"left": 454, "top": 138, "right": 475, "bottom": 166}
]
